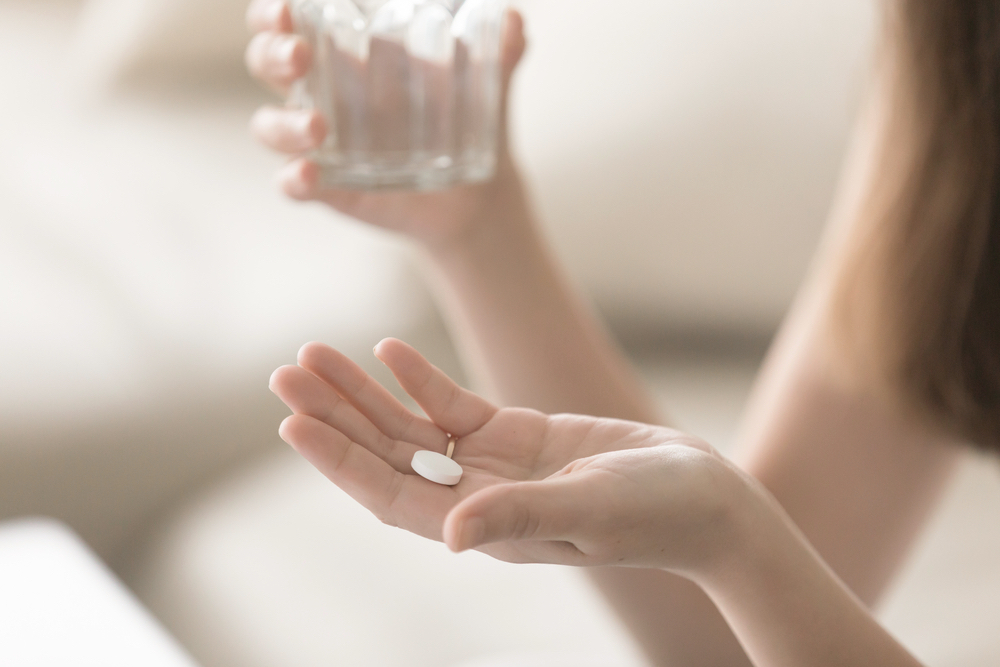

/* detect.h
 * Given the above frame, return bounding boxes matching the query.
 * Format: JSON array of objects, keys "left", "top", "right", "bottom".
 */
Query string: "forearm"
[
  {"left": 422, "top": 165, "right": 660, "bottom": 422},
  {"left": 587, "top": 568, "right": 754, "bottom": 667},
  {"left": 697, "top": 489, "right": 925, "bottom": 667},
  {"left": 421, "top": 166, "right": 752, "bottom": 666}
]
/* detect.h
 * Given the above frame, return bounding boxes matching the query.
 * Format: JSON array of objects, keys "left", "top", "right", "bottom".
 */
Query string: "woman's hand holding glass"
[
  {"left": 269, "top": 339, "right": 761, "bottom": 576},
  {"left": 244, "top": 0, "right": 529, "bottom": 251}
]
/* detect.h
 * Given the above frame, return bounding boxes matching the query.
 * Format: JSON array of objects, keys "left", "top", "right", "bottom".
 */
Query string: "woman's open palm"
[{"left": 270, "top": 339, "right": 739, "bottom": 571}]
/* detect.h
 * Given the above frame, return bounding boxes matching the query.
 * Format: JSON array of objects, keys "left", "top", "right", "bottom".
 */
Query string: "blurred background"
[{"left": 2, "top": 0, "right": 1000, "bottom": 665}]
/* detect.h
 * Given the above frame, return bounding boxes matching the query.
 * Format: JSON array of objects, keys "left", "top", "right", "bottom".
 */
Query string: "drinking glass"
[{"left": 290, "top": 0, "right": 508, "bottom": 190}]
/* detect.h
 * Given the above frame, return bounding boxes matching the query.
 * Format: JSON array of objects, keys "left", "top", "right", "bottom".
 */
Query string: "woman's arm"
[
  {"left": 693, "top": 471, "right": 929, "bottom": 667},
  {"left": 580, "top": 290, "right": 961, "bottom": 667},
  {"left": 687, "top": 470, "right": 931, "bottom": 667},
  {"left": 270, "top": 335, "right": 938, "bottom": 667},
  {"left": 250, "top": 2, "right": 962, "bottom": 661},
  {"left": 420, "top": 171, "right": 661, "bottom": 422},
  {"left": 587, "top": 77, "right": 963, "bottom": 664},
  {"left": 423, "top": 183, "right": 962, "bottom": 667},
  {"left": 418, "top": 171, "right": 762, "bottom": 666},
  {"left": 421, "top": 66, "right": 962, "bottom": 667}
]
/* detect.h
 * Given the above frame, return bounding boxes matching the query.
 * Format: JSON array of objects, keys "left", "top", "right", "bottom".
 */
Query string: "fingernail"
[{"left": 457, "top": 518, "right": 486, "bottom": 551}]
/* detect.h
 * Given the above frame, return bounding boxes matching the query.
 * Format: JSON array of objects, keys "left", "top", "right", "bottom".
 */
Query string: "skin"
[
  {"left": 270, "top": 338, "right": 742, "bottom": 570},
  {"left": 248, "top": 0, "right": 964, "bottom": 664},
  {"left": 271, "top": 337, "right": 928, "bottom": 667}
]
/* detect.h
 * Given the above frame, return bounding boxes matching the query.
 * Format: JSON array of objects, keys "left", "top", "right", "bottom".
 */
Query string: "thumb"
[
  {"left": 497, "top": 9, "right": 526, "bottom": 153},
  {"left": 500, "top": 9, "right": 527, "bottom": 84},
  {"left": 444, "top": 478, "right": 582, "bottom": 552}
]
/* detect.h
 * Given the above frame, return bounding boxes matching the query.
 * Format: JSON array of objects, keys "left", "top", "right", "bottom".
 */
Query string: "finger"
[
  {"left": 278, "top": 158, "right": 320, "bottom": 200},
  {"left": 374, "top": 338, "right": 498, "bottom": 438},
  {"left": 279, "top": 414, "right": 453, "bottom": 540},
  {"left": 297, "top": 342, "right": 449, "bottom": 452},
  {"left": 245, "top": 32, "right": 311, "bottom": 89},
  {"left": 251, "top": 106, "right": 326, "bottom": 154},
  {"left": 276, "top": 159, "right": 370, "bottom": 211},
  {"left": 500, "top": 9, "right": 527, "bottom": 84},
  {"left": 443, "top": 478, "right": 584, "bottom": 552},
  {"left": 278, "top": 160, "right": 414, "bottom": 231},
  {"left": 474, "top": 540, "right": 591, "bottom": 567},
  {"left": 247, "top": 0, "right": 293, "bottom": 33},
  {"left": 270, "top": 364, "right": 422, "bottom": 473}
]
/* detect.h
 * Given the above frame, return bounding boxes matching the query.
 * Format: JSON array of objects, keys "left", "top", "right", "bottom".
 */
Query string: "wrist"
[
  {"left": 682, "top": 467, "right": 789, "bottom": 588},
  {"left": 423, "top": 158, "right": 537, "bottom": 263}
]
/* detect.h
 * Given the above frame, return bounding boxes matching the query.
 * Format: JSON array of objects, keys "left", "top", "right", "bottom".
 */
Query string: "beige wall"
[
  {"left": 68, "top": 0, "right": 877, "bottom": 335},
  {"left": 512, "top": 0, "right": 876, "bottom": 335}
]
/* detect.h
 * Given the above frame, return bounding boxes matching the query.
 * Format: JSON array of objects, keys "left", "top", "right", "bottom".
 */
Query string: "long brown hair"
[{"left": 836, "top": 0, "right": 1000, "bottom": 448}]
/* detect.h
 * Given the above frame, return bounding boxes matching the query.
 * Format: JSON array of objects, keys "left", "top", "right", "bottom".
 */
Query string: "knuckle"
[
  {"left": 442, "top": 382, "right": 462, "bottom": 415},
  {"left": 509, "top": 503, "right": 539, "bottom": 540},
  {"left": 383, "top": 474, "right": 406, "bottom": 521},
  {"left": 375, "top": 433, "right": 398, "bottom": 459},
  {"left": 414, "top": 362, "right": 435, "bottom": 393}
]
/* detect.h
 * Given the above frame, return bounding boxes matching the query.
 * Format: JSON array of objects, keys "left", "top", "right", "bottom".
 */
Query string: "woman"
[{"left": 246, "top": 0, "right": 999, "bottom": 664}]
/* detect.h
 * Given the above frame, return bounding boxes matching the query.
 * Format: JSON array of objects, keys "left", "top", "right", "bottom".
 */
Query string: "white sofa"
[{"left": 5, "top": 1, "right": 1000, "bottom": 665}]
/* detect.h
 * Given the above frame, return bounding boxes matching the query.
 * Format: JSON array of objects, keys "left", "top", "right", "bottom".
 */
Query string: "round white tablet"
[{"left": 411, "top": 450, "right": 463, "bottom": 486}]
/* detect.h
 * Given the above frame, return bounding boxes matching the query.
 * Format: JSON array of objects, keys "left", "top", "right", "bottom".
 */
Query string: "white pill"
[{"left": 411, "top": 450, "right": 463, "bottom": 486}]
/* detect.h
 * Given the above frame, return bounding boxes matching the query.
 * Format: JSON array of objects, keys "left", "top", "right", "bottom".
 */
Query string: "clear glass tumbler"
[{"left": 290, "top": 0, "right": 508, "bottom": 190}]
